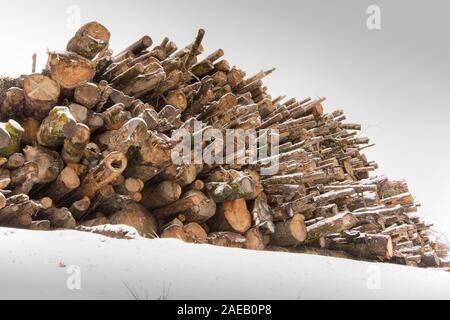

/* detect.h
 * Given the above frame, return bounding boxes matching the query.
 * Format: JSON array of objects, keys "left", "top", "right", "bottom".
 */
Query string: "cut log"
[
  {"left": 74, "top": 82, "right": 101, "bottom": 109},
  {"left": 251, "top": 192, "right": 275, "bottom": 234},
  {"left": 67, "top": 22, "right": 111, "bottom": 59},
  {"left": 62, "top": 123, "right": 90, "bottom": 164},
  {"left": 0, "top": 195, "right": 40, "bottom": 228},
  {"left": 36, "top": 207, "right": 76, "bottom": 229},
  {"left": 0, "top": 193, "right": 6, "bottom": 210},
  {"left": 37, "top": 106, "right": 77, "bottom": 148},
  {"left": 96, "top": 118, "right": 148, "bottom": 154},
  {"left": 321, "top": 233, "right": 394, "bottom": 260},
  {"left": 5, "top": 153, "right": 25, "bottom": 170},
  {"left": 209, "top": 199, "right": 251, "bottom": 234},
  {"left": 244, "top": 228, "right": 266, "bottom": 251},
  {"left": 270, "top": 214, "right": 307, "bottom": 247},
  {"left": 23, "top": 145, "right": 64, "bottom": 184},
  {"left": 38, "top": 197, "right": 53, "bottom": 209},
  {"left": 69, "top": 196, "right": 91, "bottom": 220},
  {"left": 141, "top": 180, "right": 182, "bottom": 209},
  {"left": 46, "top": 51, "right": 95, "bottom": 89},
  {"left": 19, "top": 117, "right": 40, "bottom": 145},
  {"left": 153, "top": 191, "right": 216, "bottom": 223},
  {"left": 43, "top": 166, "right": 80, "bottom": 203},
  {"left": 29, "top": 220, "right": 51, "bottom": 231},
  {"left": 205, "top": 175, "right": 255, "bottom": 203},
  {"left": 306, "top": 212, "right": 358, "bottom": 243},
  {"left": 9, "top": 161, "right": 38, "bottom": 195},
  {"left": 420, "top": 251, "right": 440, "bottom": 268},
  {"left": 208, "top": 232, "right": 246, "bottom": 248},
  {"left": 0, "top": 120, "right": 24, "bottom": 157},
  {"left": 183, "top": 222, "right": 208, "bottom": 243},
  {"left": 23, "top": 74, "right": 60, "bottom": 120},
  {"left": 116, "top": 36, "right": 153, "bottom": 58},
  {"left": 1, "top": 87, "right": 24, "bottom": 120},
  {"left": 160, "top": 218, "right": 187, "bottom": 241},
  {"left": 77, "top": 151, "right": 127, "bottom": 199},
  {"left": 109, "top": 202, "right": 158, "bottom": 238}
]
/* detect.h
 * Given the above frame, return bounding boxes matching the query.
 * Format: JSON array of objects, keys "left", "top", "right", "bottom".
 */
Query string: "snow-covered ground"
[{"left": 1, "top": 227, "right": 449, "bottom": 300}]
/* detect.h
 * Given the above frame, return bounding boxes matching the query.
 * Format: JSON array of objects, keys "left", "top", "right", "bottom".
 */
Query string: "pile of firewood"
[{"left": 0, "top": 22, "right": 447, "bottom": 268}]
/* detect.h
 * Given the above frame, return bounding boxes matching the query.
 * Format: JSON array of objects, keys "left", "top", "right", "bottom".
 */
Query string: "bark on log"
[
  {"left": 251, "top": 192, "right": 275, "bottom": 234},
  {"left": 141, "top": 180, "right": 182, "bottom": 209},
  {"left": 306, "top": 212, "right": 358, "bottom": 243},
  {"left": 109, "top": 202, "right": 158, "bottom": 238},
  {"left": 0, "top": 120, "right": 24, "bottom": 157},
  {"left": 96, "top": 118, "right": 148, "bottom": 154},
  {"left": 244, "top": 228, "right": 266, "bottom": 251},
  {"left": 208, "top": 232, "right": 246, "bottom": 248},
  {"left": 270, "top": 214, "right": 307, "bottom": 247},
  {"left": 37, "top": 106, "right": 77, "bottom": 148},
  {"left": 29, "top": 220, "right": 51, "bottom": 231},
  {"left": 209, "top": 199, "right": 252, "bottom": 234},
  {"left": 23, "top": 145, "right": 64, "bottom": 184},
  {"left": 62, "top": 123, "right": 90, "bottom": 164},
  {"left": 1, "top": 87, "right": 24, "bottom": 120},
  {"left": 321, "top": 233, "right": 394, "bottom": 260},
  {"left": 69, "top": 196, "right": 91, "bottom": 221},
  {"left": 184, "top": 222, "right": 208, "bottom": 243},
  {"left": 160, "top": 218, "right": 187, "bottom": 241},
  {"left": 19, "top": 117, "right": 40, "bottom": 145},
  {"left": 74, "top": 82, "right": 101, "bottom": 109},
  {"left": 0, "top": 195, "right": 40, "bottom": 228},
  {"left": 9, "top": 161, "right": 38, "bottom": 195},
  {"left": 153, "top": 190, "right": 216, "bottom": 223},
  {"left": 76, "top": 224, "right": 140, "bottom": 240}
]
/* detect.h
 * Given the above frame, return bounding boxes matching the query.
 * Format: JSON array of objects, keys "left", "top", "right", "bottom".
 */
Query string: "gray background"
[{"left": 0, "top": 0, "right": 449, "bottom": 235}]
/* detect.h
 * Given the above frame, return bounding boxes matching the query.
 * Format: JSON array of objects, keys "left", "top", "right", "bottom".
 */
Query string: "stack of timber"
[{"left": 0, "top": 21, "right": 447, "bottom": 268}]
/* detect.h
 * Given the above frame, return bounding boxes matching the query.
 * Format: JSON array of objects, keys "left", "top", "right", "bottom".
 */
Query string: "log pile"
[{"left": 0, "top": 22, "right": 447, "bottom": 268}]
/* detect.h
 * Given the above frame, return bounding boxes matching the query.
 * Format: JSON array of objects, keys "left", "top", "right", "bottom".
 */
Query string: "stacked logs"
[{"left": 0, "top": 21, "right": 446, "bottom": 268}]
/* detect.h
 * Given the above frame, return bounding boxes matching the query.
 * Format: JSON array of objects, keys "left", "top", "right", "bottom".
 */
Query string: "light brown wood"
[
  {"left": 67, "top": 22, "right": 111, "bottom": 59},
  {"left": 244, "top": 228, "right": 266, "bottom": 251},
  {"left": 270, "top": 214, "right": 307, "bottom": 247},
  {"left": 141, "top": 180, "right": 182, "bottom": 209},
  {"left": 184, "top": 222, "right": 208, "bottom": 243},
  {"left": 23, "top": 74, "right": 60, "bottom": 120},
  {"left": 0, "top": 22, "right": 441, "bottom": 269},
  {"left": 46, "top": 51, "right": 95, "bottom": 89},
  {"left": 209, "top": 199, "right": 251, "bottom": 234}
]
